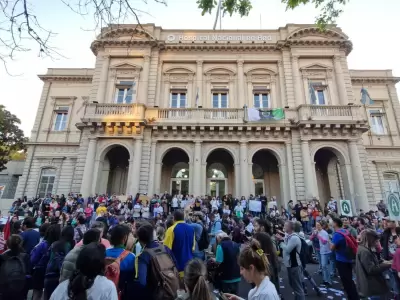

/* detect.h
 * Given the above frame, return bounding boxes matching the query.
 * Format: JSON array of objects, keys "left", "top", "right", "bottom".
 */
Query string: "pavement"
[{"left": 217, "top": 263, "right": 349, "bottom": 300}]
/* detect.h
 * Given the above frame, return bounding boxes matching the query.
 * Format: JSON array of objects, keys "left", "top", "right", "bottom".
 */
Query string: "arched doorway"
[
  {"left": 100, "top": 146, "right": 130, "bottom": 195},
  {"left": 206, "top": 149, "right": 235, "bottom": 197},
  {"left": 314, "top": 148, "right": 345, "bottom": 206},
  {"left": 161, "top": 148, "right": 190, "bottom": 195},
  {"left": 251, "top": 150, "right": 280, "bottom": 200}
]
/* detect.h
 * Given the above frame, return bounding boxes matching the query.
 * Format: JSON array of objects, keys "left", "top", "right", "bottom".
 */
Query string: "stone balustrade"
[{"left": 297, "top": 104, "right": 365, "bottom": 123}]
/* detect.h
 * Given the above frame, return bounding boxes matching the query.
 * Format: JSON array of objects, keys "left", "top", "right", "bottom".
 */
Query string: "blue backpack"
[{"left": 45, "top": 244, "right": 69, "bottom": 276}]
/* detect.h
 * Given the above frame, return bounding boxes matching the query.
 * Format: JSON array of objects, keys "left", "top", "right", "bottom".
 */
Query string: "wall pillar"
[
  {"left": 155, "top": 61, "right": 163, "bottom": 107},
  {"left": 96, "top": 55, "right": 110, "bottom": 103},
  {"left": 81, "top": 138, "right": 97, "bottom": 197},
  {"left": 237, "top": 60, "right": 245, "bottom": 108},
  {"left": 271, "top": 77, "right": 277, "bottom": 108},
  {"left": 333, "top": 55, "right": 348, "bottom": 105},
  {"left": 196, "top": 60, "right": 203, "bottom": 107},
  {"left": 154, "top": 162, "right": 162, "bottom": 195},
  {"left": 278, "top": 60, "right": 287, "bottom": 107},
  {"left": 138, "top": 55, "right": 151, "bottom": 104},
  {"left": 130, "top": 138, "right": 143, "bottom": 194},
  {"left": 240, "top": 141, "right": 249, "bottom": 197},
  {"left": 126, "top": 159, "right": 134, "bottom": 195},
  {"left": 285, "top": 141, "right": 296, "bottom": 201},
  {"left": 235, "top": 163, "right": 241, "bottom": 197},
  {"left": 147, "top": 141, "right": 157, "bottom": 195},
  {"left": 279, "top": 163, "right": 289, "bottom": 207},
  {"left": 193, "top": 141, "right": 202, "bottom": 196},
  {"left": 301, "top": 140, "right": 315, "bottom": 200},
  {"left": 163, "top": 77, "right": 170, "bottom": 108},
  {"left": 201, "top": 163, "right": 207, "bottom": 195},
  {"left": 291, "top": 55, "right": 303, "bottom": 106},
  {"left": 348, "top": 140, "right": 369, "bottom": 211}
]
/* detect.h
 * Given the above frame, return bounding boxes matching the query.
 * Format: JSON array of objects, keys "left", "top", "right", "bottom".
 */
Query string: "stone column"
[
  {"left": 147, "top": 141, "right": 157, "bottom": 195},
  {"left": 201, "top": 163, "right": 207, "bottom": 195},
  {"left": 278, "top": 60, "right": 287, "bottom": 107},
  {"left": 271, "top": 77, "right": 277, "bottom": 108},
  {"left": 138, "top": 55, "right": 151, "bottom": 104},
  {"left": 300, "top": 140, "right": 315, "bottom": 200},
  {"left": 154, "top": 162, "right": 162, "bottom": 195},
  {"left": 279, "top": 163, "right": 289, "bottom": 207},
  {"left": 155, "top": 61, "right": 162, "bottom": 107},
  {"left": 163, "top": 76, "right": 170, "bottom": 108},
  {"left": 196, "top": 60, "right": 203, "bottom": 107},
  {"left": 96, "top": 55, "right": 110, "bottom": 103},
  {"left": 131, "top": 138, "right": 143, "bottom": 194},
  {"left": 193, "top": 141, "right": 202, "bottom": 196},
  {"left": 237, "top": 60, "right": 246, "bottom": 108},
  {"left": 240, "top": 142, "right": 249, "bottom": 197},
  {"left": 348, "top": 140, "right": 369, "bottom": 211},
  {"left": 291, "top": 55, "right": 303, "bottom": 106},
  {"left": 126, "top": 159, "right": 134, "bottom": 195},
  {"left": 333, "top": 55, "right": 347, "bottom": 105},
  {"left": 285, "top": 141, "right": 296, "bottom": 201},
  {"left": 81, "top": 138, "right": 97, "bottom": 197},
  {"left": 248, "top": 163, "right": 254, "bottom": 196},
  {"left": 235, "top": 163, "right": 241, "bottom": 197}
]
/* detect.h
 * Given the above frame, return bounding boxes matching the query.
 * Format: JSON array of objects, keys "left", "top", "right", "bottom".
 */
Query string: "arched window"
[
  {"left": 171, "top": 162, "right": 190, "bottom": 179},
  {"left": 252, "top": 164, "right": 264, "bottom": 179},
  {"left": 37, "top": 168, "right": 56, "bottom": 198},
  {"left": 207, "top": 163, "right": 227, "bottom": 179}
]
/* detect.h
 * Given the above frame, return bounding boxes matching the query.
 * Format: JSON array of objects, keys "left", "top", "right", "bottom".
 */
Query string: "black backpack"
[
  {"left": 0, "top": 254, "right": 27, "bottom": 292},
  {"left": 297, "top": 235, "right": 309, "bottom": 268},
  {"left": 198, "top": 225, "right": 210, "bottom": 251}
]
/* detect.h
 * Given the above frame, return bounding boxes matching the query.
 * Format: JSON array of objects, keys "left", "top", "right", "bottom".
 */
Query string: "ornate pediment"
[
  {"left": 287, "top": 27, "right": 348, "bottom": 41},
  {"left": 300, "top": 63, "right": 332, "bottom": 71},
  {"left": 245, "top": 67, "right": 276, "bottom": 76},
  {"left": 164, "top": 67, "right": 195, "bottom": 74},
  {"left": 204, "top": 66, "right": 235, "bottom": 76},
  {"left": 110, "top": 62, "right": 142, "bottom": 70}
]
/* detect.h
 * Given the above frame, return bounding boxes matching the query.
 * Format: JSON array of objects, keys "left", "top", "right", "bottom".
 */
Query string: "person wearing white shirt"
[
  {"left": 180, "top": 198, "right": 187, "bottom": 209},
  {"left": 211, "top": 197, "right": 219, "bottom": 210},
  {"left": 240, "top": 196, "right": 247, "bottom": 209},
  {"left": 224, "top": 240, "right": 279, "bottom": 300},
  {"left": 133, "top": 203, "right": 141, "bottom": 218},
  {"left": 234, "top": 204, "right": 244, "bottom": 219},
  {"left": 223, "top": 205, "right": 231, "bottom": 216},
  {"left": 267, "top": 197, "right": 277, "bottom": 211},
  {"left": 171, "top": 196, "right": 179, "bottom": 211},
  {"left": 141, "top": 203, "right": 150, "bottom": 219}
]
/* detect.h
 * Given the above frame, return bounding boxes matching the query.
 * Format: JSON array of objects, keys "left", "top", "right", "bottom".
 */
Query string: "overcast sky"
[{"left": 1, "top": 0, "right": 399, "bottom": 135}]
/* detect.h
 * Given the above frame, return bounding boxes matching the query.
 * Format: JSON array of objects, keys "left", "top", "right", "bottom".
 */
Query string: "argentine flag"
[{"left": 361, "top": 87, "right": 374, "bottom": 105}]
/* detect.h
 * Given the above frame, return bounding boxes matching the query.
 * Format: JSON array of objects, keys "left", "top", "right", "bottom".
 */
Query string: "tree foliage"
[
  {"left": 0, "top": 105, "right": 27, "bottom": 171},
  {"left": 197, "top": 0, "right": 348, "bottom": 28}
]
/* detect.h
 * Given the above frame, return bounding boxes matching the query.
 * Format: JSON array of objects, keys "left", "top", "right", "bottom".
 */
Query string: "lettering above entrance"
[{"left": 166, "top": 34, "right": 274, "bottom": 42}]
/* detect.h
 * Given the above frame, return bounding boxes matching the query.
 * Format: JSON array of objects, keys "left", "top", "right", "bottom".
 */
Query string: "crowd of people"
[{"left": 0, "top": 191, "right": 396, "bottom": 300}]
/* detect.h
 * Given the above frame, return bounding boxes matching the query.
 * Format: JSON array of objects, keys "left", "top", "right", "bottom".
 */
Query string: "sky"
[{"left": 1, "top": 0, "right": 399, "bottom": 135}]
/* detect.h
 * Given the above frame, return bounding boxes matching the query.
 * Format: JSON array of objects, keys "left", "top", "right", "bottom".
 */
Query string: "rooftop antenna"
[{"left": 213, "top": 0, "right": 222, "bottom": 30}]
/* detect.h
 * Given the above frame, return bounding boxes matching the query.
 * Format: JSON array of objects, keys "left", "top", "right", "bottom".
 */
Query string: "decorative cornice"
[
  {"left": 351, "top": 77, "right": 400, "bottom": 84},
  {"left": 38, "top": 75, "right": 92, "bottom": 82},
  {"left": 91, "top": 39, "right": 164, "bottom": 55}
]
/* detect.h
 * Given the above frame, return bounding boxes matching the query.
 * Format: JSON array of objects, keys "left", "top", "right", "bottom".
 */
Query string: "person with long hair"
[
  {"left": 0, "top": 234, "right": 30, "bottom": 300},
  {"left": 355, "top": 229, "right": 391, "bottom": 299},
  {"left": 177, "top": 259, "right": 213, "bottom": 300},
  {"left": 50, "top": 243, "right": 117, "bottom": 300},
  {"left": 253, "top": 218, "right": 272, "bottom": 235},
  {"left": 31, "top": 224, "right": 61, "bottom": 300},
  {"left": 225, "top": 239, "right": 279, "bottom": 300},
  {"left": 253, "top": 232, "right": 280, "bottom": 296},
  {"left": 43, "top": 225, "right": 74, "bottom": 300}
]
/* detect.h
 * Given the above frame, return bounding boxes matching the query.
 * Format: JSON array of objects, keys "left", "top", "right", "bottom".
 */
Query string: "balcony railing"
[
  {"left": 146, "top": 108, "right": 244, "bottom": 124},
  {"left": 83, "top": 103, "right": 146, "bottom": 122},
  {"left": 297, "top": 105, "right": 364, "bottom": 122}
]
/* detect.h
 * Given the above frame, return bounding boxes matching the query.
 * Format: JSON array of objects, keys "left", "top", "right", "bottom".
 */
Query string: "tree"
[
  {"left": 197, "top": 0, "right": 347, "bottom": 27},
  {"left": 0, "top": 105, "right": 27, "bottom": 171}
]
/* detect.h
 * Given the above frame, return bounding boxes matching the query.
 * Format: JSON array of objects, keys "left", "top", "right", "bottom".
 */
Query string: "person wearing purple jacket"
[{"left": 30, "top": 224, "right": 61, "bottom": 300}]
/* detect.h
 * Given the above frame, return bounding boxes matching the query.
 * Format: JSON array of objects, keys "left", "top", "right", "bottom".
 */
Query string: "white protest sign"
[
  {"left": 339, "top": 200, "right": 353, "bottom": 217},
  {"left": 248, "top": 200, "right": 261, "bottom": 212},
  {"left": 387, "top": 192, "right": 400, "bottom": 221}
]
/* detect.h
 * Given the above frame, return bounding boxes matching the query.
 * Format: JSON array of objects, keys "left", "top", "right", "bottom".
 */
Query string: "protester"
[
  {"left": 20, "top": 216, "right": 41, "bottom": 255},
  {"left": 224, "top": 239, "right": 279, "bottom": 300},
  {"left": 331, "top": 217, "right": 360, "bottom": 300},
  {"left": 50, "top": 243, "right": 118, "bottom": 300},
  {"left": 74, "top": 221, "right": 110, "bottom": 248},
  {"left": 59, "top": 229, "right": 101, "bottom": 283},
  {"left": 313, "top": 221, "right": 332, "bottom": 286},
  {"left": 73, "top": 215, "right": 87, "bottom": 244},
  {"left": 355, "top": 229, "right": 391, "bottom": 299},
  {"left": 164, "top": 210, "right": 195, "bottom": 277},
  {"left": 0, "top": 235, "right": 30, "bottom": 300}
]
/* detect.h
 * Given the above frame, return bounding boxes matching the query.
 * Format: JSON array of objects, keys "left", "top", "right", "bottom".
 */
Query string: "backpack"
[
  {"left": 46, "top": 245, "right": 68, "bottom": 276},
  {"left": 297, "top": 237, "right": 309, "bottom": 268},
  {"left": 198, "top": 225, "right": 210, "bottom": 251},
  {"left": 144, "top": 245, "right": 180, "bottom": 300},
  {"left": 0, "top": 254, "right": 27, "bottom": 293},
  {"left": 335, "top": 230, "right": 358, "bottom": 260},
  {"left": 105, "top": 250, "right": 130, "bottom": 292}
]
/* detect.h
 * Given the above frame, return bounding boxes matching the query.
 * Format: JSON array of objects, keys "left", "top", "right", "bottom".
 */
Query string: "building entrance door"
[
  {"left": 254, "top": 179, "right": 264, "bottom": 196},
  {"left": 208, "top": 179, "right": 227, "bottom": 197},
  {"left": 170, "top": 179, "right": 189, "bottom": 195}
]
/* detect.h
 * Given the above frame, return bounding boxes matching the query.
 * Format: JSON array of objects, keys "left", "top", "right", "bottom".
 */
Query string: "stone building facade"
[{"left": 15, "top": 24, "right": 400, "bottom": 211}]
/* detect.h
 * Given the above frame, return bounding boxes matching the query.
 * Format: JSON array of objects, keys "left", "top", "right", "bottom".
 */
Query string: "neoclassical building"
[{"left": 16, "top": 24, "right": 400, "bottom": 212}]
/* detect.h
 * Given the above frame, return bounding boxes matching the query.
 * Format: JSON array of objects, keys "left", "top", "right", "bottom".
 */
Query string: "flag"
[
  {"left": 195, "top": 87, "right": 199, "bottom": 107},
  {"left": 3, "top": 217, "right": 11, "bottom": 250},
  {"left": 247, "top": 108, "right": 285, "bottom": 121},
  {"left": 309, "top": 82, "right": 317, "bottom": 104},
  {"left": 361, "top": 87, "right": 374, "bottom": 105}
]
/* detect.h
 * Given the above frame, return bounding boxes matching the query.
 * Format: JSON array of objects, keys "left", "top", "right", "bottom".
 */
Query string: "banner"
[
  {"left": 387, "top": 192, "right": 400, "bottom": 221},
  {"left": 247, "top": 107, "right": 285, "bottom": 122},
  {"left": 248, "top": 200, "right": 261, "bottom": 212},
  {"left": 339, "top": 200, "right": 353, "bottom": 217}
]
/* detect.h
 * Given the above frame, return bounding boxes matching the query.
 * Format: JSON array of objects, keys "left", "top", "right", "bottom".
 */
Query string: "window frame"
[
  {"left": 37, "top": 168, "right": 56, "bottom": 198},
  {"left": 211, "top": 92, "right": 229, "bottom": 108},
  {"left": 369, "top": 109, "right": 387, "bottom": 135},
  {"left": 115, "top": 80, "right": 136, "bottom": 104},
  {"left": 253, "top": 93, "right": 270, "bottom": 109},
  {"left": 53, "top": 106, "right": 69, "bottom": 131},
  {"left": 170, "top": 91, "right": 187, "bottom": 108},
  {"left": 310, "top": 81, "right": 327, "bottom": 105}
]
